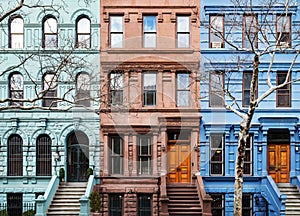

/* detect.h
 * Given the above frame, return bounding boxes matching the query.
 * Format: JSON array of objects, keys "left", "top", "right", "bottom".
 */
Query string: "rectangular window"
[
  {"left": 242, "top": 194, "right": 253, "bottom": 216},
  {"left": 110, "top": 16, "right": 123, "bottom": 48},
  {"left": 244, "top": 135, "right": 253, "bottom": 176},
  {"left": 7, "top": 193, "right": 22, "bottom": 216},
  {"left": 210, "top": 134, "right": 224, "bottom": 175},
  {"left": 209, "top": 72, "right": 224, "bottom": 107},
  {"left": 143, "top": 16, "right": 156, "bottom": 48},
  {"left": 138, "top": 194, "right": 152, "bottom": 216},
  {"left": 110, "top": 72, "right": 123, "bottom": 105},
  {"left": 110, "top": 136, "right": 123, "bottom": 175},
  {"left": 210, "top": 194, "right": 224, "bottom": 216},
  {"left": 210, "top": 15, "right": 224, "bottom": 48},
  {"left": 109, "top": 194, "right": 123, "bottom": 216},
  {"left": 177, "top": 73, "right": 190, "bottom": 106},
  {"left": 276, "top": 72, "right": 291, "bottom": 107},
  {"left": 277, "top": 15, "right": 291, "bottom": 47},
  {"left": 138, "top": 136, "right": 152, "bottom": 175},
  {"left": 242, "top": 72, "right": 258, "bottom": 107},
  {"left": 143, "top": 73, "right": 156, "bottom": 106},
  {"left": 177, "top": 16, "right": 190, "bottom": 48},
  {"left": 243, "top": 14, "right": 258, "bottom": 49}
]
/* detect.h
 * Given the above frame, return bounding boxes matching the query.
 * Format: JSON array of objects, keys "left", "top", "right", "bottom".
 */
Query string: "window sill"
[{"left": 106, "top": 48, "right": 195, "bottom": 54}]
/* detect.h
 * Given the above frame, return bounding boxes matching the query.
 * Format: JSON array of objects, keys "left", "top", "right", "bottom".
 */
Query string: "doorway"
[
  {"left": 67, "top": 131, "right": 89, "bottom": 182},
  {"left": 167, "top": 130, "right": 191, "bottom": 183},
  {"left": 267, "top": 129, "right": 290, "bottom": 183}
]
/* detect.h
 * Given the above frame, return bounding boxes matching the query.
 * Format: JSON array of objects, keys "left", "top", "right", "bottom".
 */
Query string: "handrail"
[
  {"left": 291, "top": 175, "right": 300, "bottom": 190},
  {"left": 35, "top": 175, "right": 59, "bottom": 216},
  {"left": 261, "top": 176, "right": 286, "bottom": 215},
  {"left": 79, "top": 175, "right": 95, "bottom": 216},
  {"left": 195, "top": 174, "right": 212, "bottom": 216}
]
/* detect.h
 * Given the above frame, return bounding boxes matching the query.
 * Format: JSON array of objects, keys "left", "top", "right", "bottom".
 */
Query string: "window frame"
[
  {"left": 36, "top": 134, "right": 52, "bottom": 176},
  {"left": 209, "top": 15, "right": 224, "bottom": 48},
  {"left": 109, "top": 135, "right": 123, "bottom": 175},
  {"left": 242, "top": 194, "right": 253, "bottom": 216},
  {"left": 109, "top": 194, "right": 123, "bottom": 216},
  {"left": 42, "top": 72, "right": 58, "bottom": 107},
  {"left": 138, "top": 194, "right": 152, "bottom": 216},
  {"left": 138, "top": 135, "right": 152, "bottom": 175},
  {"left": 143, "top": 15, "right": 157, "bottom": 48},
  {"left": 76, "top": 16, "right": 91, "bottom": 48},
  {"left": 9, "top": 16, "right": 24, "bottom": 48},
  {"left": 176, "top": 72, "right": 190, "bottom": 107},
  {"left": 244, "top": 135, "right": 253, "bottom": 176},
  {"left": 209, "top": 72, "right": 224, "bottom": 107},
  {"left": 210, "top": 133, "right": 224, "bottom": 176},
  {"left": 242, "top": 14, "right": 258, "bottom": 49},
  {"left": 8, "top": 135, "right": 23, "bottom": 176},
  {"left": 42, "top": 16, "right": 58, "bottom": 48},
  {"left": 210, "top": 193, "right": 224, "bottom": 216},
  {"left": 177, "top": 16, "right": 190, "bottom": 48},
  {"left": 276, "top": 14, "right": 291, "bottom": 47},
  {"left": 143, "top": 72, "right": 157, "bottom": 106},
  {"left": 110, "top": 15, "right": 124, "bottom": 48},
  {"left": 276, "top": 71, "right": 291, "bottom": 107},
  {"left": 242, "top": 72, "right": 258, "bottom": 107},
  {"left": 9, "top": 72, "right": 24, "bottom": 106},
  {"left": 76, "top": 72, "right": 91, "bottom": 107},
  {"left": 109, "top": 72, "right": 123, "bottom": 106}
]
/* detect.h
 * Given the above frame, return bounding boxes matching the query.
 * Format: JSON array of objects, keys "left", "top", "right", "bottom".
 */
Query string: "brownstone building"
[{"left": 98, "top": 0, "right": 211, "bottom": 215}]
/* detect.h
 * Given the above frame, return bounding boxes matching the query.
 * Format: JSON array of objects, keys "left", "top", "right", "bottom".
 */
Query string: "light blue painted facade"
[
  {"left": 201, "top": 0, "right": 300, "bottom": 215},
  {"left": 0, "top": 0, "right": 100, "bottom": 212}
]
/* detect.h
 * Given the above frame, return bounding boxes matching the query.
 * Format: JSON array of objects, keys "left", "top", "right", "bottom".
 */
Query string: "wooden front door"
[
  {"left": 167, "top": 142, "right": 191, "bottom": 183},
  {"left": 268, "top": 144, "right": 290, "bottom": 183}
]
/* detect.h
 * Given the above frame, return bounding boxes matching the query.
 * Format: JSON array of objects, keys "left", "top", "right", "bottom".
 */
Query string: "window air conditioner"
[
  {"left": 279, "top": 41, "right": 289, "bottom": 47},
  {"left": 211, "top": 42, "right": 222, "bottom": 48}
]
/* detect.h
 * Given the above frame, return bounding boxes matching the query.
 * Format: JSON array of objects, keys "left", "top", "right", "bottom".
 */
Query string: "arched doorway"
[{"left": 67, "top": 131, "right": 89, "bottom": 182}]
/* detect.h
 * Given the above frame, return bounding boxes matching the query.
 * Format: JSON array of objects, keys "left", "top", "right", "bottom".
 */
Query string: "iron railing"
[{"left": 0, "top": 202, "right": 35, "bottom": 216}]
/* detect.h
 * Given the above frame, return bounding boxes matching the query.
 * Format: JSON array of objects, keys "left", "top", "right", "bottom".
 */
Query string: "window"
[
  {"left": 177, "top": 16, "right": 190, "bottom": 48},
  {"left": 210, "top": 194, "right": 224, "bottom": 216},
  {"left": 143, "top": 73, "right": 156, "bottom": 106},
  {"left": 210, "top": 15, "right": 224, "bottom": 48},
  {"left": 109, "top": 194, "right": 123, "bottom": 216},
  {"left": 8, "top": 135, "right": 23, "bottom": 176},
  {"left": 143, "top": 16, "right": 156, "bottom": 48},
  {"left": 177, "top": 73, "right": 190, "bottom": 106},
  {"left": 76, "top": 73, "right": 90, "bottom": 107},
  {"left": 109, "top": 72, "right": 123, "bottom": 105},
  {"left": 76, "top": 16, "right": 91, "bottom": 48},
  {"left": 138, "top": 136, "right": 152, "bottom": 175},
  {"left": 7, "top": 193, "right": 22, "bottom": 216},
  {"left": 242, "top": 72, "right": 257, "bottom": 107},
  {"left": 9, "top": 73, "right": 23, "bottom": 106},
  {"left": 9, "top": 16, "right": 24, "bottom": 48},
  {"left": 138, "top": 194, "right": 152, "bottom": 216},
  {"left": 276, "top": 72, "right": 291, "bottom": 107},
  {"left": 210, "top": 134, "right": 224, "bottom": 175},
  {"left": 277, "top": 15, "right": 291, "bottom": 47},
  {"left": 244, "top": 135, "right": 253, "bottom": 176},
  {"left": 110, "top": 136, "right": 123, "bottom": 175},
  {"left": 110, "top": 16, "right": 123, "bottom": 48},
  {"left": 36, "top": 135, "right": 52, "bottom": 176},
  {"left": 209, "top": 72, "right": 224, "bottom": 107},
  {"left": 242, "top": 194, "right": 253, "bottom": 216},
  {"left": 243, "top": 14, "right": 258, "bottom": 49},
  {"left": 43, "top": 17, "right": 58, "bottom": 48},
  {"left": 43, "top": 73, "right": 58, "bottom": 107}
]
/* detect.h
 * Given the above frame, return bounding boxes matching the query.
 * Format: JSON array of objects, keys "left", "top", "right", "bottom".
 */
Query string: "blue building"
[
  {"left": 0, "top": 1, "right": 100, "bottom": 215},
  {"left": 200, "top": 0, "right": 300, "bottom": 215}
]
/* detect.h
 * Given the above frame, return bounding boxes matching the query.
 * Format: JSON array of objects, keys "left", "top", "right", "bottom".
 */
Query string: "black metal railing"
[{"left": 0, "top": 202, "right": 35, "bottom": 216}]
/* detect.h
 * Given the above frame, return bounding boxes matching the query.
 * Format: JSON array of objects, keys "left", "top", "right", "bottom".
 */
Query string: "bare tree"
[{"left": 201, "top": 0, "right": 299, "bottom": 215}]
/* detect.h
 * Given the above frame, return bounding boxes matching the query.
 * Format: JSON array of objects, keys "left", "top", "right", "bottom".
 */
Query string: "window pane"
[
  {"left": 11, "top": 18, "right": 23, "bottom": 33},
  {"left": 138, "top": 195, "right": 151, "bottom": 216},
  {"left": 77, "top": 73, "right": 90, "bottom": 91},
  {"left": 109, "top": 195, "right": 123, "bottom": 216},
  {"left": 177, "top": 16, "right": 189, "bottom": 32},
  {"left": 144, "top": 73, "right": 156, "bottom": 90},
  {"left": 110, "top": 16, "right": 123, "bottom": 32},
  {"left": 277, "top": 15, "right": 290, "bottom": 32},
  {"left": 45, "top": 35, "right": 58, "bottom": 47},
  {"left": 177, "top": 34, "right": 189, "bottom": 48},
  {"left": 10, "top": 74, "right": 23, "bottom": 90},
  {"left": 210, "top": 73, "right": 224, "bottom": 106},
  {"left": 44, "top": 18, "right": 57, "bottom": 33},
  {"left": 8, "top": 135, "right": 23, "bottom": 176},
  {"left": 144, "top": 16, "right": 156, "bottom": 32},
  {"left": 36, "top": 135, "right": 52, "bottom": 176},
  {"left": 144, "top": 33, "right": 156, "bottom": 48},
  {"left": 177, "top": 91, "right": 189, "bottom": 106},
  {"left": 11, "top": 35, "right": 24, "bottom": 48},
  {"left": 44, "top": 74, "right": 57, "bottom": 89},
  {"left": 77, "top": 18, "right": 90, "bottom": 33},
  {"left": 111, "top": 34, "right": 123, "bottom": 48},
  {"left": 77, "top": 35, "right": 90, "bottom": 48},
  {"left": 211, "top": 134, "right": 223, "bottom": 148}
]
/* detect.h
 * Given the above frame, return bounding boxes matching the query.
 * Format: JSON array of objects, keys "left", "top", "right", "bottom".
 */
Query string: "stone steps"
[{"left": 277, "top": 183, "right": 300, "bottom": 216}]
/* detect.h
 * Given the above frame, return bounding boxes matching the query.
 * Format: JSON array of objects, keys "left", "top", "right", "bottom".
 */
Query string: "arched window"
[
  {"left": 9, "top": 16, "right": 24, "bottom": 48},
  {"left": 76, "top": 16, "right": 91, "bottom": 48},
  {"left": 36, "top": 135, "right": 52, "bottom": 176},
  {"left": 76, "top": 72, "right": 90, "bottom": 107},
  {"left": 43, "top": 16, "right": 58, "bottom": 48},
  {"left": 8, "top": 135, "right": 23, "bottom": 176},
  {"left": 43, "top": 72, "right": 57, "bottom": 107},
  {"left": 9, "top": 72, "right": 23, "bottom": 106}
]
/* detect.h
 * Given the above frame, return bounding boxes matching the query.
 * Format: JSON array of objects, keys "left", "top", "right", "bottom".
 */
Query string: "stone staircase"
[
  {"left": 167, "top": 184, "right": 202, "bottom": 216},
  {"left": 47, "top": 182, "right": 86, "bottom": 216},
  {"left": 278, "top": 183, "right": 300, "bottom": 216}
]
